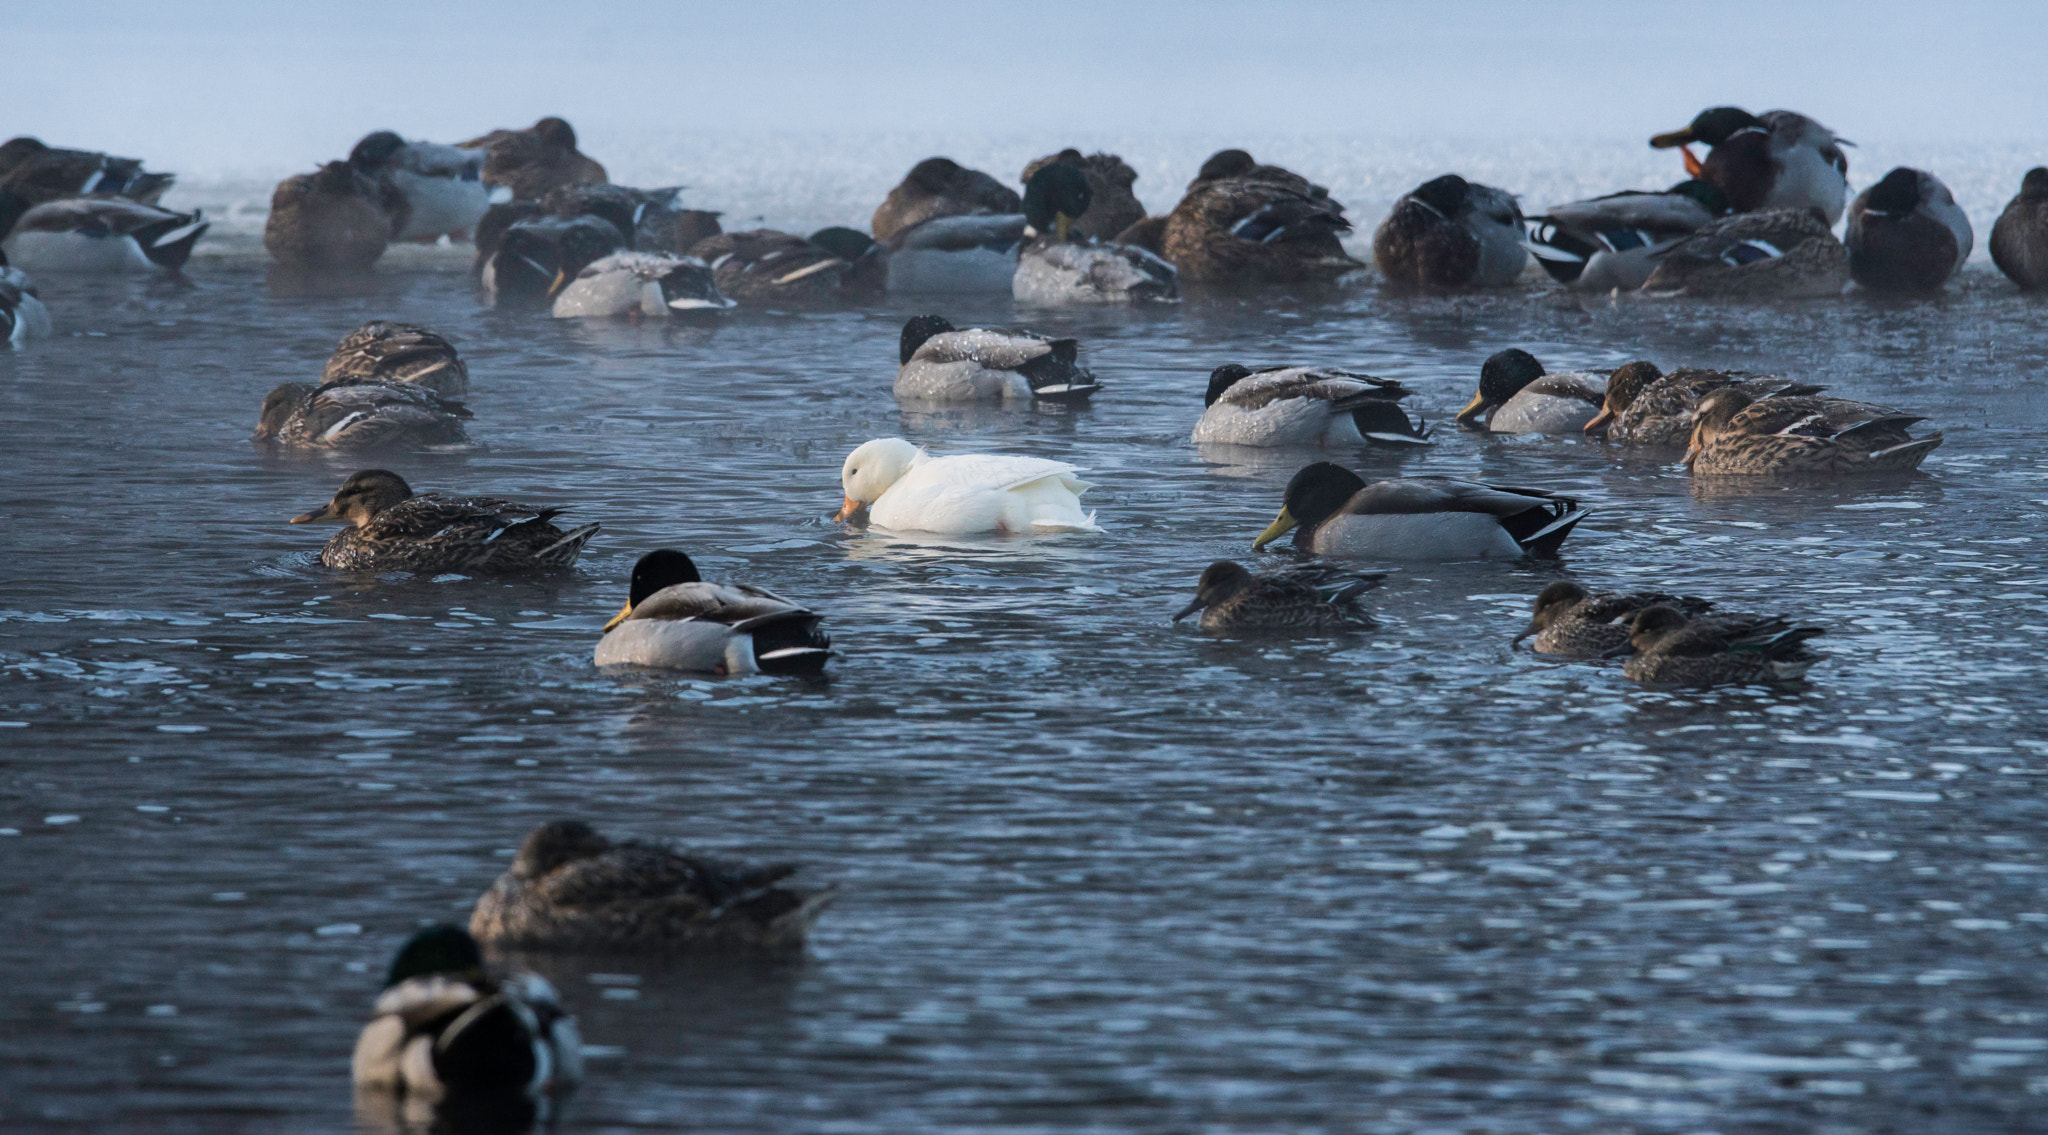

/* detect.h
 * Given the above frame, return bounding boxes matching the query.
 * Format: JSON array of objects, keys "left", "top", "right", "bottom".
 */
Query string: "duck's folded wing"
[
  {"left": 919, "top": 453, "right": 1086, "bottom": 493},
  {"left": 1225, "top": 368, "right": 1402, "bottom": 410},
  {"left": 888, "top": 213, "right": 1028, "bottom": 254},
  {"left": 1546, "top": 191, "right": 1711, "bottom": 234},
  {"left": 1352, "top": 478, "right": 1577, "bottom": 518},
  {"left": 371, "top": 974, "right": 485, "bottom": 1024},
  {"left": 528, "top": 843, "right": 714, "bottom": 908},
  {"left": 630, "top": 582, "right": 812, "bottom": 626},
  {"left": 324, "top": 322, "right": 466, "bottom": 388},
  {"left": 912, "top": 328, "right": 1054, "bottom": 371},
  {"left": 16, "top": 197, "right": 184, "bottom": 236},
  {"left": 357, "top": 495, "right": 556, "bottom": 544}
]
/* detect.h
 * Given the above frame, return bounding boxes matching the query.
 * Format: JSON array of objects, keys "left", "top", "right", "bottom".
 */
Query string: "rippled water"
[{"left": 6, "top": 162, "right": 2048, "bottom": 1133}]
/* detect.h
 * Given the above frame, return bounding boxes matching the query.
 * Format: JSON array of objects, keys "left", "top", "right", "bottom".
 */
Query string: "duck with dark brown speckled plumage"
[{"left": 289, "top": 470, "right": 598, "bottom": 573}]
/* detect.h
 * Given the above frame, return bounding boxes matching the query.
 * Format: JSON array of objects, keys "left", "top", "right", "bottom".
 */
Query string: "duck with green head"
[
  {"left": 1650, "top": 107, "right": 1850, "bottom": 224},
  {"left": 1193, "top": 363, "right": 1426, "bottom": 447},
  {"left": 1013, "top": 162, "right": 1177, "bottom": 305},
  {"left": 1454, "top": 348, "right": 1606, "bottom": 434},
  {"left": 1845, "top": 167, "right": 1972, "bottom": 293},
  {"left": 594, "top": 549, "right": 832, "bottom": 675},
  {"left": 894, "top": 313, "right": 1100, "bottom": 403},
  {"left": 1251, "top": 463, "right": 1588, "bottom": 560},
  {"left": 1373, "top": 173, "right": 1528, "bottom": 291}
]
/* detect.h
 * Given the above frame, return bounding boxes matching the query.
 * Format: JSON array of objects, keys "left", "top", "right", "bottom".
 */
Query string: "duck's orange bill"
[
  {"left": 1681, "top": 146, "right": 1705, "bottom": 179},
  {"left": 1582, "top": 406, "right": 1616, "bottom": 434},
  {"left": 831, "top": 496, "right": 864, "bottom": 522},
  {"left": 601, "top": 601, "right": 633, "bottom": 633}
]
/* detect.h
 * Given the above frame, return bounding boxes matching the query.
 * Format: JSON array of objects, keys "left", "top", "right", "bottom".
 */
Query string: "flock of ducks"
[{"left": 0, "top": 106, "right": 2013, "bottom": 1114}]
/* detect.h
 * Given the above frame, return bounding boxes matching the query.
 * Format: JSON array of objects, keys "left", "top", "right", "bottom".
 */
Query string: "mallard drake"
[
  {"left": 323, "top": 321, "right": 468, "bottom": 398},
  {"left": 481, "top": 214, "right": 625, "bottom": 308},
  {"left": 1193, "top": 365, "right": 1427, "bottom": 447},
  {"left": 1158, "top": 152, "right": 1358, "bottom": 286},
  {"left": 470, "top": 820, "right": 835, "bottom": 952},
  {"left": 1173, "top": 560, "right": 1382, "bottom": 633},
  {"left": 1604, "top": 605, "right": 1825, "bottom": 686},
  {"left": 0, "top": 137, "right": 173, "bottom": 209},
  {"left": 265, "top": 162, "right": 393, "bottom": 271},
  {"left": 255, "top": 380, "right": 471, "bottom": 451},
  {"left": 1524, "top": 180, "right": 1729, "bottom": 292},
  {"left": 834, "top": 437, "right": 1101, "bottom": 534},
  {"left": 1, "top": 197, "right": 206, "bottom": 274},
  {"left": 593, "top": 549, "right": 832, "bottom": 674},
  {"left": 1582, "top": 361, "right": 1822, "bottom": 447},
  {"left": 1020, "top": 150, "right": 1146, "bottom": 241},
  {"left": 1454, "top": 349, "right": 1606, "bottom": 433},
  {"left": 0, "top": 251, "right": 51, "bottom": 343},
  {"left": 289, "top": 470, "right": 598, "bottom": 573},
  {"left": 1514, "top": 581, "right": 1714, "bottom": 658},
  {"left": 1685, "top": 387, "right": 1942, "bottom": 476},
  {"left": 538, "top": 182, "right": 690, "bottom": 251},
  {"left": 1012, "top": 163, "right": 1177, "bottom": 305},
  {"left": 1373, "top": 174, "right": 1528, "bottom": 291},
  {"left": 1639, "top": 208, "right": 1849, "bottom": 299},
  {"left": 1650, "top": 107, "right": 1851, "bottom": 224},
  {"left": 1992, "top": 168, "right": 2048, "bottom": 291},
  {"left": 346, "top": 131, "right": 488, "bottom": 243},
  {"left": 1252, "top": 464, "right": 1587, "bottom": 560},
  {"left": 870, "top": 157, "right": 1021, "bottom": 243},
  {"left": 687, "top": 229, "right": 855, "bottom": 306},
  {"left": 882, "top": 212, "right": 1027, "bottom": 294},
  {"left": 551, "top": 251, "right": 730, "bottom": 319},
  {"left": 894, "top": 314, "right": 1100, "bottom": 403},
  {"left": 1845, "top": 167, "right": 1972, "bottom": 293},
  {"left": 806, "top": 226, "right": 887, "bottom": 298},
  {"left": 353, "top": 925, "right": 582, "bottom": 1102},
  {"left": 458, "top": 118, "right": 606, "bottom": 201}
]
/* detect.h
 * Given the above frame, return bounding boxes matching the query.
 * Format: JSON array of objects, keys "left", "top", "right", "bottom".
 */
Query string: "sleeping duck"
[
  {"left": 0, "top": 136, "right": 174, "bottom": 209},
  {"left": 551, "top": 250, "right": 730, "bottom": 319},
  {"left": 1685, "top": 387, "right": 1942, "bottom": 476},
  {"left": 687, "top": 229, "right": 856, "bottom": 306},
  {"left": 1012, "top": 162, "right": 1177, "bottom": 305},
  {"left": 1639, "top": 208, "right": 1849, "bottom": 299},
  {"left": 1524, "top": 180, "right": 1729, "bottom": 292},
  {"left": 1650, "top": 107, "right": 1851, "bottom": 224},
  {"left": 871, "top": 157, "right": 1021, "bottom": 243},
  {"left": 1606, "top": 605, "right": 1826, "bottom": 686},
  {"left": 459, "top": 117, "right": 606, "bottom": 200},
  {"left": 835, "top": 437, "right": 1102, "bottom": 535},
  {"left": 2, "top": 196, "right": 207, "bottom": 274},
  {"left": 1845, "top": 167, "right": 1972, "bottom": 293},
  {"left": 593, "top": 549, "right": 832, "bottom": 674},
  {"left": 883, "top": 212, "right": 1028, "bottom": 294},
  {"left": 481, "top": 213, "right": 625, "bottom": 308},
  {"left": 1514, "top": 581, "right": 1715, "bottom": 659},
  {"left": 1193, "top": 364, "right": 1426, "bottom": 447},
  {"left": 1158, "top": 151, "right": 1358, "bottom": 285},
  {"left": 1373, "top": 174, "right": 1527, "bottom": 291},
  {"left": 537, "top": 182, "right": 692, "bottom": 252},
  {"left": 265, "top": 161, "right": 394, "bottom": 271},
  {"left": 1454, "top": 349, "right": 1606, "bottom": 433},
  {"left": 1252, "top": 463, "right": 1588, "bottom": 560},
  {"left": 1173, "top": 560, "right": 1382, "bottom": 634},
  {"left": 1019, "top": 149, "right": 1146, "bottom": 241},
  {"left": 1581, "top": 361, "right": 1821, "bottom": 448},
  {"left": 0, "top": 250, "right": 51, "bottom": 343},
  {"left": 1992, "top": 168, "right": 2048, "bottom": 291},
  {"left": 352, "top": 925, "right": 581, "bottom": 1104},
  {"left": 470, "top": 819, "right": 835, "bottom": 952},
  {"left": 289, "top": 469, "right": 599, "bottom": 573},
  {"left": 894, "top": 314, "right": 1100, "bottom": 403},
  {"left": 254, "top": 379, "right": 471, "bottom": 451},
  {"left": 346, "top": 131, "right": 488, "bottom": 243},
  {"left": 323, "top": 321, "right": 469, "bottom": 398},
  {"left": 806, "top": 226, "right": 887, "bottom": 298}
]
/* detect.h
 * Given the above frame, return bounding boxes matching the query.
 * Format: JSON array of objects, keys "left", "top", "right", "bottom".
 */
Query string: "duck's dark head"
[
  {"left": 291, "top": 469, "right": 413, "bottom": 527},
  {"left": 512, "top": 819, "right": 613, "bottom": 879},
  {"left": 2024, "top": 168, "right": 2048, "bottom": 198},
  {"left": 1458, "top": 348, "right": 1546, "bottom": 427},
  {"left": 384, "top": 924, "right": 485, "bottom": 989},
  {"left": 603, "top": 549, "right": 703, "bottom": 632},
  {"left": 1606, "top": 604, "right": 1690, "bottom": 658},
  {"left": 0, "top": 136, "right": 48, "bottom": 176},
  {"left": 1516, "top": 580, "right": 1590, "bottom": 642},
  {"left": 900, "top": 314, "right": 956, "bottom": 364},
  {"left": 1668, "top": 178, "right": 1731, "bottom": 215},
  {"left": 1023, "top": 162, "right": 1092, "bottom": 242},
  {"left": 906, "top": 157, "right": 964, "bottom": 195},
  {"left": 1585, "top": 361, "right": 1663, "bottom": 434},
  {"left": 253, "top": 383, "right": 312, "bottom": 440},
  {"left": 1651, "top": 107, "right": 1762, "bottom": 149},
  {"left": 808, "top": 226, "right": 876, "bottom": 262},
  {"left": 1174, "top": 560, "right": 1254, "bottom": 621},
  {"left": 310, "top": 161, "right": 369, "bottom": 197},
  {"left": 348, "top": 131, "right": 407, "bottom": 172},
  {"left": 0, "top": 190, "right": 35, "bottom": 243},
  {"left": 1253, "top": 462, "right": 1366, "bottom": 550},
  {"left": 1195, "top": 149, "right": 1256, "bottom": 184},
  {"left": 531, "top": 117, "right": 579, "bottom": 150},
  {"left": 1408, "top": 174, "right": 1471, "bottom": 219},
  {"left": 1685, "top": 387, "right": 1756, "bottom": 467},
  {"left": 1862, "top": 167, "right": 1925, "bottom": 216},
  {"left": 1204, "top": 364, "right": 1255, "bottom": 407}
]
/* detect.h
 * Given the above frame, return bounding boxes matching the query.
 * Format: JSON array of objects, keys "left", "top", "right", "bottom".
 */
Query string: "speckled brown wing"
[
  {"left": 1991, "top": 192, "right": 2048, "bottom": 290},
  {"left": 1163, "top": 179, "right": 1357, "bottom": 285},
  {"left": 321, "top": 493, "right": 592, "bottom": 573},
  {"left": 282, "top": 381, "right": 471, "bottom": 450},
  {"left": 322, "top": 321, "right": 468, "bottom": 397},
  {"left": 1371, "top": 199, "right": 1479, "bottom": 291},
  {"left": 689, "top": 229, "right": 847, "bottom": 305},
  {"left": 1641, "top": 209, "right": 1849, "bottom": 298}
]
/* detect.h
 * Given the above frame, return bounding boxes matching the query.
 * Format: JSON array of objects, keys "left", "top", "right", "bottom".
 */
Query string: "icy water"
[{"left": 7, "top": 142, "right": 2048, "bottom": 1134}]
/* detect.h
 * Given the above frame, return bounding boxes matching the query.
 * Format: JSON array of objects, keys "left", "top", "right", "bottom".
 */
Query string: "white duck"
[
  {"left": 1192, "top": 364, "right": 1428, "bottom": 447},
  {"left": 834, "top": 437, "right": 1102, "bottom": 535}
]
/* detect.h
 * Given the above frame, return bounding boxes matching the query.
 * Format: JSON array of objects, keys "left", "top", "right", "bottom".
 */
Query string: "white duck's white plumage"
[
  {"left": 386, "top": 142, "right": 489, "bottom": 242},
  {"left": 1192, "top": 367, "right": 1423, "bottom": 447},
  {"left": 1, "top": 263, "right": 51, "bottom": 343},
  {"left": 352, "top": 972, "right": 582, "bottom": 1101},
  {"left": 883, "top": 214, "right": 1026, "bottom": 294},
  {"left": 2, "top": 198, "right": 207, "bottom": 273},
  {"left": 550, "top": 251, "right": 733, "bottom": 318},
  {"left": 1012, "top": 239, "right": 1177, "bottom": 305},
  {"left": 838, "top": 437, "right": 1101, "bottom": 535}
]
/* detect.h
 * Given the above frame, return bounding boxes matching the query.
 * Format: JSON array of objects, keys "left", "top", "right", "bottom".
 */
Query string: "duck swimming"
[
  {"left": 254, "top": 380, "right": 471, "bottom": 451},
  {"left": 1605, "top": 605, "right": 1826, "bottom": 686},
  {"left": 882, "top": 212, "right": 1028, "bottom": 294},
  {"left": 1991, "top": 168, "right": 2048, "bottom": 291},
  {"left": 594, "top": 549, "right": 832, "bottom": 674},
  {"left": 1685, "top": 387, "right": 1943, "bottom": 476},
  {"left": 1582, "top": 361, "right": 1822, "bottom": 448},
  {"left": 686, "top": 228, "right": 857, "bottom": 306},
  {"left": 894, "top": 314, "right": 1100, "bottom": 403},
  {"left": 481, "top": 213, "right": 625, "bottom": 308},
  {"left": 1650, "top": 107, "right": 1851, "bottom": 224},
  {"left": 1454, "top": 349, "right": 1606, "bottom": 434},
  {"left": 1, "top": 197, "right": 207, "bottom": 274},
  {"left": 1639, "top": 208, "right": 1849, "bottom": 299},
  {"left": 870, "top": 157, "right": 1021, "bottom": 243},
  {"left": 1845, "top": 167, "right": 1972, "bottom": 293},
  {"left": 289, "top": 470, "right": 599, "bottom": 573},
  {"left": 1524, "top": 180, "right": 1729, "bottom": 292},
  {"left": 1173, "top": 560, "right": 1382, "bottom": 634},
  {"left": 1514, "top": 581, "right": 1714, "bottom": 658},
  {"left": 1373, "top": 174, "right": 1528, "bottom": 291},
  {"left": 265, "top": 161, "right": 393, "bottom": 271},
  {"left": 551, "top": 250, "right": 730, "bottom": 318},
  {"left": 835, "top": 437, "right": 1102, "bottom": 535},
  {"left": 1193, "top": 365, "right": 1426, "bottom": 447},
  {"left": 346, "top": 131, "right": 488, "bottom": 243},
  {"left": 0, "top": 137, "right": 174, "bottom": 209},
  {"left": 322, "top": 320, "right": 469, "bottom": 397},
  {"left": 1158, "top": 150, "right": 1359, "bottom": 286},
  {"left": 470, "top": 820, "right": 835, "bottom": 953},
  {"left": 1012, "top": 162, "right": 1178, "bottom": 305},
  {"left": 1252, "top": 464, "right": 1588, "bottom": 560},
  {"left": 352, "top": 925, "right": 581, "bottom": 1103},
  {"left": 0, "top": 250, "right": 50, "bottom": 343},
  {"left": 459, "top": 117, "right": 607, "bottom": 200}
]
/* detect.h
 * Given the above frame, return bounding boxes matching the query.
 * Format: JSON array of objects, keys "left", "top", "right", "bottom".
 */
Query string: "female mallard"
[
  {"left": 1650, "top": 107, "right": 1850, "bottom": 224},
  {"left": 1605, "top": 605, "right": 1826, "bottom": 686},
  {"left": 1639, "top": 208, "right": 1849, "bottom": 299},
  {"left": 894, "top": 314, "right": 1100, "bottom": 404},
  {"left": 1012, "top": 162, "right": 1177, "bottom": 305},
  {"left": 346, "top": 131, "right": 488, "bottom": 243},
  {"left": 289, "top": 470, "right": 598, "bottom": 573},
  {"left": 1373, "top": 174, "right": 1528, "bottom": 291},
  {"left": 0, "top": 136, "right": 173, "bottom": 208},
  {"left": 594, "top": 549, "right": 831, "bottom": 674},
  {"left": 470, "top": 820, "right": 835, "bottom": 953},
  {"left": 1193, "top": 364, "right": 1427, "bottom": 447},
  {"left": 1020, "top": 149, "right": 1146, "bottom": 241},
  {"left": 1992, "top": 168, "right": 2048, "bottom": 291},
  {"left": 870, "top": 157, "right": 1021, "bottom": 243},
  {"left": 1524, "top": 180, "right": 1729, "bottom": 292},
  {"left": 481, "top": 214, "right": 625, "bottom": 307},
  {"left": 0, "top": 250, "right": 50, "bottom": 343},
  {"left": 835, "top": 437, "right": 1101, "bottom": 535},
  {"left": 1454, "top": 349, "right": 1606, "bottom": 434},
  {"left": 1252, "top": 464, "right": 1587, "bottom": 560},
  {"left": 1158, "top": 151, "right": 1359, "bottom": 286},
  {"left": 254, "top": 380, "right": 471, "bottom": 451},
  {"left": 1582, "top": 361, "right": 1822, "bottom": 447},
  {"left": 1173, "top": 560, "right": 1382, "bottom": 633},
  {"left": 353, "top": 925, "right": 581, "bottom": 1102},
  {"left": 1, "top": 197, "right": 207, "bottom": 274},
  {"left": 551, "top": 250, "right": 730, "bottom": 319},
  {"left": 322, "top": 320, "right": 468, "bottom": 396},
  {"left": 1845, "top": 167, "right": 1972, "bottom": 293},
  {"left": 265, "top": 162, "right": 393, "bottom": 271},
  {"left": 1514, "top": 581, "right": 1714, "bottom": 658},
  {"left": 1685, "top": 387, "right": 1942, "bottom": 476},
  {"left": 686, "top": 229, "right": 856, "bottom": 306},
  {"left": 459, "top": 117, "right": 607, "bottom": 201}
]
